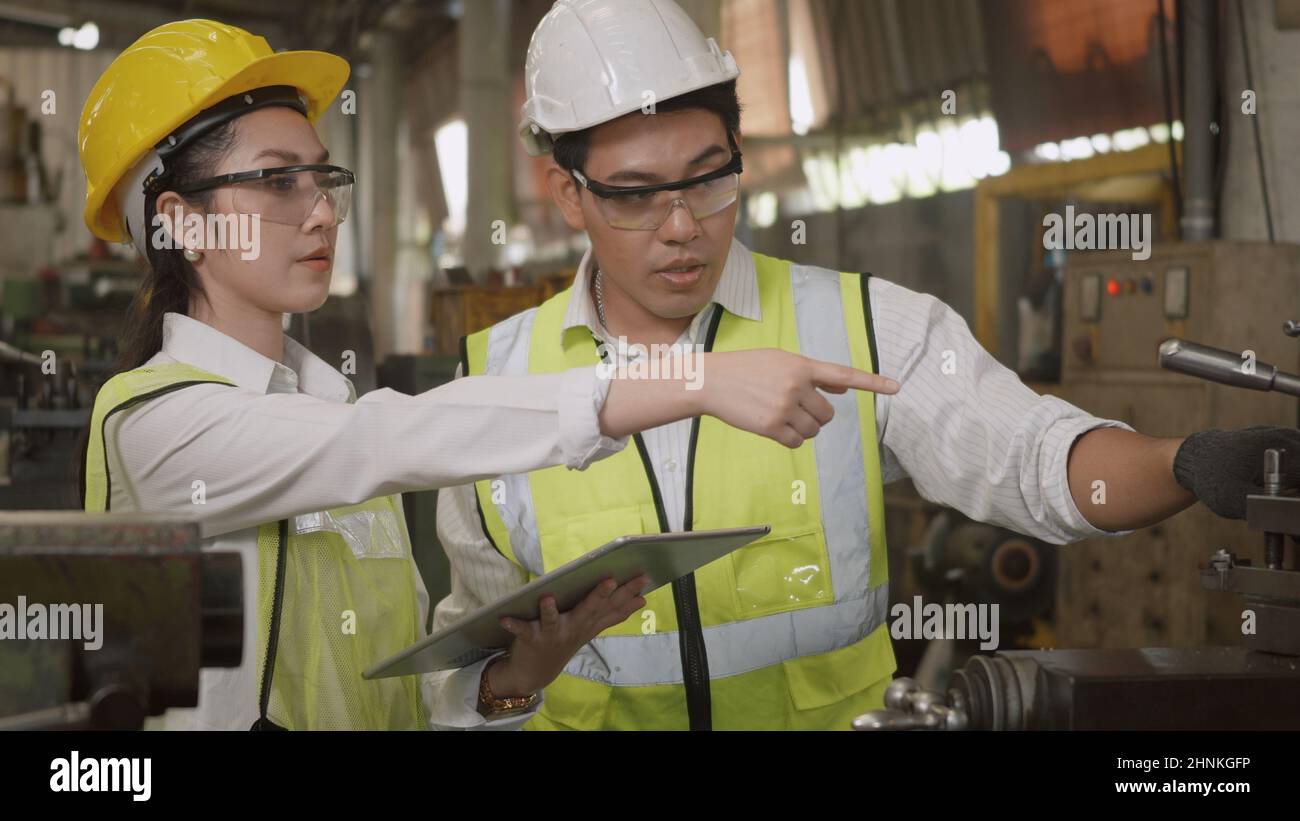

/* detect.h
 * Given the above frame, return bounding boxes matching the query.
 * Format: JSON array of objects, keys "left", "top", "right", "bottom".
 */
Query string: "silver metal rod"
[{"left": 1159, "top": 338, "right": 1300, "bottom": 397}]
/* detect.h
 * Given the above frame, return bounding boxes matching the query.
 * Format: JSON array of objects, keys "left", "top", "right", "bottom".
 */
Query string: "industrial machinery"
[
  {"left": 854, "top": 320, "right": 1300, "bottom": 730},
  {"left": 0, "top": 340, "right": 94, "bottom": 510},
  {"left": 0, "top": 260, "right": 124, "bottom": 510},
  {"left": 897, "top": 511, "right": 1058, "bottom": 689},
  {"left": 912, "top": 515, "right": 1058, "bottom": 633},
  {"left": 1053, "top": 242, "right": 1299, "bottom": 649},
  {"left": 0, "top": 513, "right": 243, "bottom": 729}
]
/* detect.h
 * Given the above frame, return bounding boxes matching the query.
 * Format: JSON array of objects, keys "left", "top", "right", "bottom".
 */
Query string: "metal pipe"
[{"left": 1180, "top": 0, "right": 1217, "bottom": 240}]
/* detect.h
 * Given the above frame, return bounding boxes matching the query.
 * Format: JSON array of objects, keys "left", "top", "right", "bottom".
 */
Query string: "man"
[{"left": 424, "top": 0, "right": 1299, "bottom": 730}]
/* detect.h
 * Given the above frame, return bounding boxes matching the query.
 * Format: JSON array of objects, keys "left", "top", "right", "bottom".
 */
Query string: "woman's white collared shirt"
[{"left": 106, "top": 312, "right": 625, "bottom": 729}]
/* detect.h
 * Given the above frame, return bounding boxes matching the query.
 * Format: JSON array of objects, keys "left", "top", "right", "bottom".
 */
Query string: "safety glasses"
[
  {"left": 166, "top": 164, "right": 354, "bottom": 227},
  {"left": 571, "top": 136, "right": 744, "bottom": 231}
]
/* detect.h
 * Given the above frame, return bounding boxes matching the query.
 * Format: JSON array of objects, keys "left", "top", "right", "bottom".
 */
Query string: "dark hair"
[
  {"left": 551, "top": 79, "right": 742, "bottom": 173},
  {"left": 74, "top": 121, "right": 239, "bottom": 505}
]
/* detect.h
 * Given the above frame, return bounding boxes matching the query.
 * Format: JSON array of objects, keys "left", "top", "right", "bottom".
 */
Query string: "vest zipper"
[
  {"left": 596, "top": 328, "right": 717, "bottom": 730},
  {"left": 251, "top": 518, "right": 290, "bottom": 731},
  {"left": 675, "top": 306, "right": 725, "bottom": 730},
  {"left": 631, "top": 434, "right": 712, "bottom": 730},
  {"left": 671, "top": 573, "right": 709, "bottom": 729}
]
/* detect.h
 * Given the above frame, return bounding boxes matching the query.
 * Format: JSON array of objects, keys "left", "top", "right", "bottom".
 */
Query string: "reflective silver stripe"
[
  {"left": 790, "top": 263, "right": 873, "bottom": 600},
  {"left": 484, "top": 310, "right": 544, "bottom": 576},
  {"left": 564, "top": 583, "right": 889, "bottom": 686}
]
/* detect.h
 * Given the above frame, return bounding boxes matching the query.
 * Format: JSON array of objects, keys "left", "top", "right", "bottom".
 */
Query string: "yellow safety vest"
[
  {"left": 84, "top": 362, "right": 427, "bottom": 730},
  {"left": 464, "top": 252, "right": 896, "bottom": 730}
]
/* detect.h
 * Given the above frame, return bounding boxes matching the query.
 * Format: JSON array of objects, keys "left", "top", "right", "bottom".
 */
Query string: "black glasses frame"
[
  {"left": 571, "top": 135, "right": 743, "bottom": 200},
  {"left": 162, "top": 163, "right": 355, "bottom": 196}
]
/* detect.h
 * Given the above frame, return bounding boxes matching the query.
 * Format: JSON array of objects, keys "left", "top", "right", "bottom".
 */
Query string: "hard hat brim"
[{"left": 87, "top": 49, "right": 350, "bottom": 243}]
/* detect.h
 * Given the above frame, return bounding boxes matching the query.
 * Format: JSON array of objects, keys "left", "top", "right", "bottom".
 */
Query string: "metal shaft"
[{"left": 1264, "top": 449, "right": 1285, "bottom": 570}]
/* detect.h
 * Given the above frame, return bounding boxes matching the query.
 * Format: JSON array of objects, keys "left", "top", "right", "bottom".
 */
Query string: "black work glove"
[{"left": 1173, "top": 426, "right": 1300, "bottom": 519}]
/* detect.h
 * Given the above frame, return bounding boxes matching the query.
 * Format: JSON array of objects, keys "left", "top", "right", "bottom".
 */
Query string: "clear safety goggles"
[
  {"left": 571, "top": 136, "right": 744, "bottom": 231},
  {"left": 167, "top": 164, "right": 354, "bottom": 227}
]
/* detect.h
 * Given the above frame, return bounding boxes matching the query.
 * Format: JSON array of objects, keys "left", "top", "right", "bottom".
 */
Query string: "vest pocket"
[
  {"left": 292, "top": 500, "right": 406, "bottom": 560},
  {"left": 729, "top": 525, "right": 833, "bottom": 619},
  {"left": 782, "top": 622, "right": 895, "bottom": 712}
]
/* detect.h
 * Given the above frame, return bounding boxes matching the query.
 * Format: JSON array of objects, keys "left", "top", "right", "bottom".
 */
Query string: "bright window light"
[
  {"left": 938, "top": 121, "right": 974, "bottom": 191},
  {"left": 788, "top": 56, "right": 815, "bottom": 137},
  {"left": 988, "top": 150, "right": 1011, "bottom": 176},
  {"left": 434, "top": 119, "right": 468, "bottom": 237},
  {"left": 1034, "top": 142, "right": 1062, "bottom": 161},
  {"left": 748, "top": 191, "right": 779, "bottom": 228},
  {"left": 1112, "top": 127, "right": 1150, "bottom": 152},
  {"left": 1061, "top": 136, "right": 1094, "bottom": 160},
  {"left": 74, "top": 22, "right": 98, "bottom": 50}
]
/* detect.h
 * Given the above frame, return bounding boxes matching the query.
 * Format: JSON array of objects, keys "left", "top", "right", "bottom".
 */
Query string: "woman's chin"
[{"left": 276, "top": 284, "right": 331, "bottom": 315}]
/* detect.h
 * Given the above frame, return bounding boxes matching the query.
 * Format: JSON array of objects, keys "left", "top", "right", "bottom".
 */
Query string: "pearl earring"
[{"left": 183, "top": 248, "right": 201, "bottom": 262}]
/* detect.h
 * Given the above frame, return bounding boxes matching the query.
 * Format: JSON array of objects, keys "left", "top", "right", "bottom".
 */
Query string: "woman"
[{"left": 77, "top": 19, "right": 897, "bottom": 730}]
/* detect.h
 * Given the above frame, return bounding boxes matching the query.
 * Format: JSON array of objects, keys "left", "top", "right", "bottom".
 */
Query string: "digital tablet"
[{"left": 363, "top": 524, "right": 770, "bottom": 679}]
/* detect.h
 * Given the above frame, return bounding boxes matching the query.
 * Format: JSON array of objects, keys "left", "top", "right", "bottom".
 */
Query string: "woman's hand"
[
  {"left": 698, "top": 349, "right": 900, "bottom": 448},
  {"left": 598, "top": 348, "right": 900, "bottom": 448},
  {"left": 485, "top": 574, "right": 650, "bottom": 698}
]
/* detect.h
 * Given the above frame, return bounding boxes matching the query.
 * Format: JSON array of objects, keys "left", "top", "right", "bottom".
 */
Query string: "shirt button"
[{"left": 665, "top": 458, "right": 678, "bottom": 472}]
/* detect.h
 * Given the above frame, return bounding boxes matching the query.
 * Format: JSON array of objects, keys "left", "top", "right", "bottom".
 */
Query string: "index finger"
[{"left": 810, "top": 361, "right": 900, "bottom": 395}]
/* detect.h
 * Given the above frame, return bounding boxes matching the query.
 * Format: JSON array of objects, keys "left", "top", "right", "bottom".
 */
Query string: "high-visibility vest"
[
  {"left": 463, "top": 252, "right": 895, "bottom": 730},
  {"left": 84, "top": 362, "right": 426, "bottom": 729}
]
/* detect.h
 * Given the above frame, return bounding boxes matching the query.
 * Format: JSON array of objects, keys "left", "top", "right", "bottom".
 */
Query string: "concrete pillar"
[
  {"left": 460, "top": 0, "right": 515, "bottom": 282},
  {"left": 359, "top": 29, "right": 401, "bottom": 360}
]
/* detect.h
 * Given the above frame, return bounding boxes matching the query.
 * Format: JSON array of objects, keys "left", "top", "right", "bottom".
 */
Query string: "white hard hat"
[{"left": 519, "top": 0, "right": 741, "bottom": 156}]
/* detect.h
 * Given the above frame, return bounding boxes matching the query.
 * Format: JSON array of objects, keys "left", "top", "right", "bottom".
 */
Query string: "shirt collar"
[
  {"left": 159, "top": 312, "right": 356, "bottom": 403},
  {"left": 561, "top": 236, "right": 762, "bottom": 342}
]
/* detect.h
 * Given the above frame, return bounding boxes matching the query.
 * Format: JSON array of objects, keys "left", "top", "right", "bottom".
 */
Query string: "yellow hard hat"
[{"left": 79, "top": 18, "right": 349, "bottom": 243}]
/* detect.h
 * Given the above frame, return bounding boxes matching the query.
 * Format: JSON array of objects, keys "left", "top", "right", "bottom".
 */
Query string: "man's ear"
[{"left": 545, "top": 162, "right": 587, "bottom": 231}]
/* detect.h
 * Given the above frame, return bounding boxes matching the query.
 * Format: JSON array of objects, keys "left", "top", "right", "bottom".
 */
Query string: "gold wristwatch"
[{"left": 477, "top": 654, "right": 539, "bottom": 718}]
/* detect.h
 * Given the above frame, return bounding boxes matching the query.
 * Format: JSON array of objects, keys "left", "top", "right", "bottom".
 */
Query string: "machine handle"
[{"left": 1159, "top": 338, "right": 1300, "bottom": 397}]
